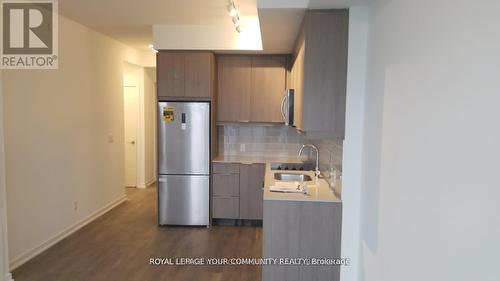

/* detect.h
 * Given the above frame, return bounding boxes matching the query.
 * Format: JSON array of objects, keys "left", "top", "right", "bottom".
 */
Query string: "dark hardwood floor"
[{"left": 13, "top": 186, "right": 262, "bottom": 281}]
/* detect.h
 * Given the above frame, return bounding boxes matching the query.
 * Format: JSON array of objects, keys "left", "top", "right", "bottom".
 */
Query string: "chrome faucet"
[{"left": 298, "top": 144, "right": 320, "bottom": 178}]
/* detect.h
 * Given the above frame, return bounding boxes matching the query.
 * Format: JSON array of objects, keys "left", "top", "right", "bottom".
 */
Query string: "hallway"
[{"left": 12, "top": 187, "right": 262, "bottom": 281}]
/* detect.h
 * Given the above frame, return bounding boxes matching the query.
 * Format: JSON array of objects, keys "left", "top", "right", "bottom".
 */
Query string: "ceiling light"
[
  {"left": 228, "top": 7, "right": 237, "bottom": 17},
  {"left": 227, "top": 1, "right": 237, "bottom": 16},
  {"left": 227, "top": 0, "right": 241, "bottom": 33}
]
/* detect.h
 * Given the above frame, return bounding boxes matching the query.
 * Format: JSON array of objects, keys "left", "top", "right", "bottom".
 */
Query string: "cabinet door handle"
[{"left": 280, "top": 95, "right": 287, "bottom": 122}]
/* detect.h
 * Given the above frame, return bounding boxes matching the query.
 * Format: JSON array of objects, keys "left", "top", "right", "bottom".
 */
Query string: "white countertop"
[{"left": 263, "top": 163, "right": 341, "bottom": 203}]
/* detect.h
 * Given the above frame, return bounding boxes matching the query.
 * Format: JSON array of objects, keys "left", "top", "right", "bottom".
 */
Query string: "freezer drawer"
[
  {"left": 158, "top": 102, "right": 210, "bottom": 175},
  {"left": 158, "top": 175, "right": 209, "bottom": 226}
]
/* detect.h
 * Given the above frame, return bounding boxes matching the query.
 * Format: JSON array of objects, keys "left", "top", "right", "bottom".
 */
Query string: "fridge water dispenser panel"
[{"left": 181, "top": 113, "right": 187, "bottom": 130}]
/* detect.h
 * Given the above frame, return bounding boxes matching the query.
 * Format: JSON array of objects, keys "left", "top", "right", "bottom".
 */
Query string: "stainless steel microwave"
[{"left": 281, "top": 89, "right": 295, "bottom": 126}]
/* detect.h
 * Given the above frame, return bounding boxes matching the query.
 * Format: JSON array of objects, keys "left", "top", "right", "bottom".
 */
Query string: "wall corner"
[{"left": 1, "top": 72, "right": 14, "bottom": 281}]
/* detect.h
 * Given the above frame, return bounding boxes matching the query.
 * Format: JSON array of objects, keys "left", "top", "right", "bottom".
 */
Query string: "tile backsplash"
[
  {"left": 310, "top": 138, "right": 343, "bottom": 195},
  {"left": 218, "top": 124, "right": 344, "bottom": 196},
  {"left": 218, "top": 124, "right": 307, "bottom": 156}
]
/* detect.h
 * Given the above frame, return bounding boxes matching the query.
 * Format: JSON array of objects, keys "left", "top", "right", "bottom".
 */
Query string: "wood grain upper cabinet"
[
  {"left": 291, "top": 10, "right": 348, "bottom": 139},
  {"left": 157, "top": 52, "right": 185, "bottom": 97},
  {"left": 217, "top": 56, "right": 252, "bottom": 122},
  {"left": 157, "top": 51, "right": 215, "bottom": 99},
  {"left": 185, "top": 53, "right": 214, "bottom": 98},
  {"left": 250, "top": 56, "right": 287, "bottom": 122},
  {"left": 217, "top": 55, "right": 287, "bottom": 123}
]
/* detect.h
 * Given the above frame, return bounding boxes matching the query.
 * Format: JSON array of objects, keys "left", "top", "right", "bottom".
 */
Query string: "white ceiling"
[
  {"left": 59, "top": 0, "right": 234, "bottom": 51},
  {"left": 152, "top": 0, "right": 264, "bottom": 52},
  {"left": 59, "top": 0, "right": 368, "bottom": 53},
  {"left": 257, "top": 0, "right": 370, "bottom": 9}
]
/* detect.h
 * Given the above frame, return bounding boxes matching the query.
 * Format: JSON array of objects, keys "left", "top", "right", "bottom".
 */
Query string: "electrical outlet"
[
  {"left": 240, "top": 143, "right": 246, "bottom": 152},
  {"left": 74, "top": 201, "right": 78, "bottom": 211}
]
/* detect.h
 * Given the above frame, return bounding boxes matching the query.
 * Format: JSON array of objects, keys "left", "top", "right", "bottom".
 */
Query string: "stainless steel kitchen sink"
[{"left": 274, "top": 173, "right": 313, "bottom": 182}]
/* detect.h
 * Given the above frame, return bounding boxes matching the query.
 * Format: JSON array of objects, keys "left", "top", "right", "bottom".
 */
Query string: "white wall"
[
  {"left": 360, "top": 1, "right": 500, "bottom": 281},
  {"left": 341, "top": 6, "right": 369, "bottom": 281},
  {"left": 143, "top": 68, "right": 157, "bottom": 185},
  {"left": 2, "top": 15, "right": 151, "bottom": 269}
]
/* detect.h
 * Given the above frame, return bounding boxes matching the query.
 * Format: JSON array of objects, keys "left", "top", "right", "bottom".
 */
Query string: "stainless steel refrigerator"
[{"left": 157, "top": 101, "right": 210, "bottom": 226}]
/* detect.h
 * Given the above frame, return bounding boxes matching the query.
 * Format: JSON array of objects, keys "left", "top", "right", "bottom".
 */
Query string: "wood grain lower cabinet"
[
  {"left": 239, "top": 163, "right": 265, "bottom": 220},
  {"left": 212, "top": 163, "right": 240, "bottom": 219},
  {"left": 263, "top": 200, "right": 342, "bottom": 281},
  {"left": 213, "top": 174, "right": 240, "bottom": 197},
  {"left": 212, "top": 162, "right": 265, "bottom": 220},
  {"left": 212, "top": 197, "right": 239, "bottom": 219},
  {"left": 213, "top": 163, "right": 240, "bottom": 174}
]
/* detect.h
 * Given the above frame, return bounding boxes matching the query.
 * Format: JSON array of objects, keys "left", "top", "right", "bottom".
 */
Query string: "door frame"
[
  {"left": 123, "top": 84, "right": 141, "bottom": 188},
  {"left": 123, "top": 62, "right": 155, "bottom": 189}
]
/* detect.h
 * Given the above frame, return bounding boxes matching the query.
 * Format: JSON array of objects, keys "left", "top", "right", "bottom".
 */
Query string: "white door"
[{"left": 124, "top": 86, "right": 138, "bottom": 187}]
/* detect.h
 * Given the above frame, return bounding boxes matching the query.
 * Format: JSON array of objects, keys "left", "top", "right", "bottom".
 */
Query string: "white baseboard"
[
  {"left": 138, "top": 177, "right": 156, "bottom": 189},
  {"left": 9, "top": 195, "right": 127, "bottom": 270},
  {"left": 146, "top": 177, "right": 156, "bottom": 187},
  {"left": 4, "top": 273, "right": 13, "bottom": 281}
]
